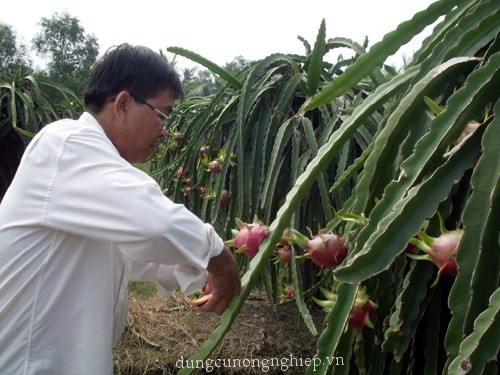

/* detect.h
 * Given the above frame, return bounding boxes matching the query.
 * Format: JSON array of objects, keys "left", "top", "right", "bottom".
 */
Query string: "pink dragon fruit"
[
  {"left": 348, "top": 288, "right": 376, "bottom": 332},
  {"left": 426, "top": 230, "right": 461, "bottom": 276},
  {"left": 198, "top": 145, "right": 209, "bottom": 159},
  {"left": 408, "top": 227, "right": 462, "bottom": 286},
  {"left": 274, "top": 245, "right": 292, "bottom": 264},
  {"left": 208, "top": 160, "right": 223, "bottom": 174},
  {"left": 219, "top": 190, "right": 231, "bottom": 207},
  {"left": 292, "top": 229, "right": 348, "bottom": 270},
  {"left": 228, "top": 217, "right": 269, "bottom": 259},
  {"left": 281, "top": 284, "right": 295, "bottom": 301},
  {"left": 198, "top": 186, "right": 208, "bottom": 197},
  {"left": 307, "top": 233, "right": 348, "bottom": 269},
  {"left": 312, "top": 286, "right": 376, "bottom": 333}
]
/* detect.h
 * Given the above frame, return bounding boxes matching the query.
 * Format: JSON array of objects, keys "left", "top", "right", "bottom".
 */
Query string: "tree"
[
  {"left": 224, "top": 55, "right": 251, "bottom": 75},
  {"left": 181, "top": 56, "right": 252, "bottom": 97},
  {"left": 31, "top": 12, "right": 99, "bottom": 96},
  {"left": 1, "top": 72, "right": 83, "bottom": 201},
  {"left": 0, "top": 22, "right": 32, "bottom": 76},
  {"left": 184, "top": 68, "right": 219, "bottom": 97}
]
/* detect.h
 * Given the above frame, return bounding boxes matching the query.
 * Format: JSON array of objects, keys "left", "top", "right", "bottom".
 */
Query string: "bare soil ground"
[{"left": 113, "top": 284, "right": 324, "bottom": 374}]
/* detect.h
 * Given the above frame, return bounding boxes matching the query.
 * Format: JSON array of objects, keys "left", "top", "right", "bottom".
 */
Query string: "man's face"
[{"left": 117, "top": 89, "right": 175, "bottom": 164}]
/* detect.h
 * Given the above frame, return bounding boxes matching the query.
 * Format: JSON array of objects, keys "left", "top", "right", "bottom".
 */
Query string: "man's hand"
[{"left": 196, "top": 246, "right": 241, "bottom": 314}]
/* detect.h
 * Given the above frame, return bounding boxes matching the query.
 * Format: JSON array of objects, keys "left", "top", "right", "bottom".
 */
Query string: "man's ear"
[{"left": 113, "top": 91, "right": 132, "bottom": 122}]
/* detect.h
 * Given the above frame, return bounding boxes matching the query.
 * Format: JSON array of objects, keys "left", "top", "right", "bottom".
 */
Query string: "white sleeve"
[
  {"left": 129, "top": 260, "right": 209, "bottom": 297},
  {"left": 23, "top": 123, "right": 223, "bottom": 292}
]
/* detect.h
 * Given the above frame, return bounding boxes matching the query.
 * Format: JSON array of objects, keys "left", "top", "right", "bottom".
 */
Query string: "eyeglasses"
[{"left": 130, "top": 92, "right": 171, "bottom": 132}]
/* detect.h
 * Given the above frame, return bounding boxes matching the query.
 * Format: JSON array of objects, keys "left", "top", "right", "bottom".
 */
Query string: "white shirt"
[{"left": 0, "top": 112, "right": 223, "bottom": 375}]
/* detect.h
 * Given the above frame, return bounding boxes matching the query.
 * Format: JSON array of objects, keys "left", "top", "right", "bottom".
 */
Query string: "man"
[{"left": 0, "top": 44, "right": 241, "bottom": 374}]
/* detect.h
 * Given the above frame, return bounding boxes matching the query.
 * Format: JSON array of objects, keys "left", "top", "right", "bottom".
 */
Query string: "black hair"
[{"left": 83, "top": 43, "right": 184, "bottom": 112}]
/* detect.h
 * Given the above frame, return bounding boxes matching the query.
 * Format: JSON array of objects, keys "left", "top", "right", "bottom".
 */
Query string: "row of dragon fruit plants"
[{"left": 152, "top": 1, "right": 499, "bottom": 373}]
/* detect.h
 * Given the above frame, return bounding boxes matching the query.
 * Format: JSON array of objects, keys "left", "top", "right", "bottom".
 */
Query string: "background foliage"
[
  {"left": 0, "top": 13, "right": 228, "bottom": 200},
  {"left": 151, "top": 0, "right": 499, "bottom": 374}
]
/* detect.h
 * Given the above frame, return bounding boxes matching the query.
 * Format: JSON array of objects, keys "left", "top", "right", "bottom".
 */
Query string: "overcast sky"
[{"left": 4, "top": 0, "right": 437, "bottom": 70}]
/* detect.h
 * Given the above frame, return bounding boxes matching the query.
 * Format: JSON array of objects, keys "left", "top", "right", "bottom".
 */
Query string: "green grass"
[{"left": 128, "top": 281, "right": 158, "bottom": 298}]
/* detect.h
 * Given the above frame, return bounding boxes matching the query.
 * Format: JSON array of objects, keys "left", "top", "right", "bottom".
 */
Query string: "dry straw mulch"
[{"left": 113, "top": 287, "right": 323, "bottom": 375}]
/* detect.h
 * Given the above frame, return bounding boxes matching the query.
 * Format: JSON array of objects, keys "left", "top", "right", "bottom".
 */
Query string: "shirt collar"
[{"left": 79, "top": 111, "right": 120, "bottom": 156}]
